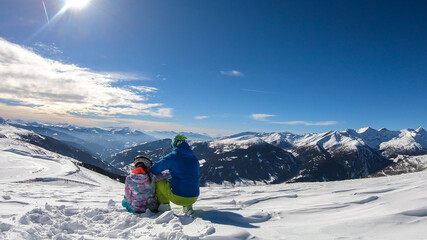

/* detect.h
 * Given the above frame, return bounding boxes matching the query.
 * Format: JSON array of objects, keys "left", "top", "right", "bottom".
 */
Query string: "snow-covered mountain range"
[
  {"left": 109, "top": 124, "right": 427, "bottom": 185},
  {"left": 196, "top": 127, "right": 427, "bottom": 183},
  {"left": 217, "top": 126, "right": 427, "bottom": 159},
  {"left": 2, "top": 117, "right": 427, "bottom": 186},
  {"left": 7, "top": 120, "right": 158, "bottom": 158},
  {"left": 7, "top": 120, "right": 213, "bottom": 155}
]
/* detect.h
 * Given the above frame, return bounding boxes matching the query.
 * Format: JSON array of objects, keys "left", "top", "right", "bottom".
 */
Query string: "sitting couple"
[{"left": 122, "top": 134, "right": 200, "bottom": 214}]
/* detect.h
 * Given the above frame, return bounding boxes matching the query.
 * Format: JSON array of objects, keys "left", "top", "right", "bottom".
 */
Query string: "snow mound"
[{"left": 4, "top": 203, "right": 222, "bottom": 240}]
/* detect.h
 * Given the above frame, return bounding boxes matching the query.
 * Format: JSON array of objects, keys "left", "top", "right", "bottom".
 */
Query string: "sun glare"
[{"left": 65, "top": 0, "right": 91, "bottom": 9}]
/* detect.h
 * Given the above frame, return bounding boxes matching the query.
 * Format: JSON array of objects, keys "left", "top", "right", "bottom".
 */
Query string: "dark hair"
[{"left": 136, "top": 162, "right": 152, "bottom": 184}]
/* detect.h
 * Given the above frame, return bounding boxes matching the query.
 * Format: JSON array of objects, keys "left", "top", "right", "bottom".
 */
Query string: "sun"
[{"left": 65, "top": 0, "right": 91, "bottom": 9}]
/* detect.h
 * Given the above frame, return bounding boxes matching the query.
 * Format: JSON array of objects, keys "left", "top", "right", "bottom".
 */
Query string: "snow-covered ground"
[{"left": 1, "top": 140, "right": 427, "bottom": 239}]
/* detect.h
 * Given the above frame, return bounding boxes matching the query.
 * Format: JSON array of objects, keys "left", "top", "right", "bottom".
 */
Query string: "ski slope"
[{"left": 1, "top": 140, "right": 427, "bottom": 239}]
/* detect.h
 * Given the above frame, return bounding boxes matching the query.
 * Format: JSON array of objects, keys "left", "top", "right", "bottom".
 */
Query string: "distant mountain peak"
[
  {"left": 356, "top": 126, "right": 377, "bottom": 134},
  {"left": 342, "top": 128, "right": 358, "bottom": 135},
  {"left": 416, "top": 126, "right": 426, "bottom": 133}
]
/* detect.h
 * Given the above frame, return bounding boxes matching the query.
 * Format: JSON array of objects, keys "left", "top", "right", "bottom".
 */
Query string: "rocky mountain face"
[
  {"left": 192, "top": 141, "right": 299, "bottom": 185},
  {"left": 290, "top": 142, "right": 391, "bottom": 182},
  {"left": 108, "top": 139, "right": 173, "bottom": 173},
  {"left": 108, "top": 137, "right": 300, "bottom": 186},
  {"left": 370, "top": 155, "right": 427, "bottom": 177},
  {"left": 271, "top": 127, "right": 426, "bottom": 181}
]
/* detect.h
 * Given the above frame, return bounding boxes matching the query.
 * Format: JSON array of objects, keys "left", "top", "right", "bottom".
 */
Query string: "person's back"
[
  {"left": 157, "top": 141, "right": 199, "bottom": 197},
  {"left": 122, "top": 155, "right": 167, "bottom": 213},
  {"left": 151, "top": 134, "right": 200, "bottom": 214}
]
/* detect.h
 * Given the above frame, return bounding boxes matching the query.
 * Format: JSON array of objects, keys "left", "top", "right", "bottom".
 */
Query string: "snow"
[
  {"left": 397, "top": 154, "right": 427, "bottom": 166},
  {"left": 320, "top": 132, "right": 362, "bottom": 150},
  {"left": 209, "top": 135, "right": 265, "bottom": 153},
  {"left": 0, "top": 124, "right": 37, "bottom": 140},
  {"left": 289, "top": 130, "right": 362, "bottom": 151},
  {"left": 378, "top": 154, "right": 427, "bottom": 173},
  {"left": 1, "top": 124, "right": 427, "bottom": 239},
  {"left": 199, "top": 127, "right": 427, "bottom": 165},
  {"left": 380, "top": 128, "right": 427, "bottom": 152},
  {"left": 416, "top": 126, "right": 425, "bottom": 133},
  {"left": 199, "top": 159, "right": 206, "bottom": 167},
  {"left": 253, "top": 127, "right": 427, "bottom": 157},
  {"left": 356, "top": 126, "right": 374, "bottom": 134},
  {"left": 262, "top": 132, "right": 282, "bottom": 143},
  {"left": 260, "top": 132, "right": 299, "bottom": 148},
  {"left": 2, "top": 145, "right": 427, "bottom": 239}
]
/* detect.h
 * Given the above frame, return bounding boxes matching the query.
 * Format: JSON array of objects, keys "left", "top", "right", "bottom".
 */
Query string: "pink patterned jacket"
[{"left": 123, "top": 167, "right": 168, "bottom": 213}]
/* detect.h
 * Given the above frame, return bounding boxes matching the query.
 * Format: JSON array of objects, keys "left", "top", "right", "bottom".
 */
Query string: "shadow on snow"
[{"left": 194, "top": 209, "right": 271, "bottom": 228}]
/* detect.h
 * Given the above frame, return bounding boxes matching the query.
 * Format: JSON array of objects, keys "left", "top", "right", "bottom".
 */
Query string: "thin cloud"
[
  {"left": 195, "top": 116, "right": 209, "bottom": 120},
  {"left": 102, "top": 72, "right": 151, "bottom": 81},
  {"left": 272, "top": 121, "right": 339, "bottom": 126},
  {"left": 34, "top": 42, "right": 62, "bottom": 55},
  {"left": 130, "top": 86, "right": 158, "bottom": 93},
  {"left": 250, "top": 113, "right": 276, "bottom": 122},
  {"left": 0, "top": 38, "right": 172, "bottom": 119},
  {"left": 220, "top": 70, "right": 244, "bottom": 77},
  {"left": 155, "top": 74, "right": 167, "bottom": 81},
  {"left": 250, "top": 113, "right": 338, "bottom": 126}
]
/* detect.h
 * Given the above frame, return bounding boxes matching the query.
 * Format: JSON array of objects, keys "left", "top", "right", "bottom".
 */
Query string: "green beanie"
[{"left": 173, "top": 134, "right": 188, "bottom": 148}]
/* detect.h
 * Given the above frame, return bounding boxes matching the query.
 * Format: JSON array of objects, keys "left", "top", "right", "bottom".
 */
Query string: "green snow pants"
[{"left": 156, "top": 179, "right": 198, "bottom": 206}]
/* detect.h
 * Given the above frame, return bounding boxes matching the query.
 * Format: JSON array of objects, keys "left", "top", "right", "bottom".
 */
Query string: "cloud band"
[{"left": 0, "top": 38, "right": 172, "bottom": 118}]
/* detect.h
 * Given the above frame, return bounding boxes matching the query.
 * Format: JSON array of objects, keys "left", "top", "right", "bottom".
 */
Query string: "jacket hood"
[
  {"left": 130, "top": 171, "right": 152, "bottom": 181},
  {"left": 176, "top": 141, "right": 191, "bottom": 149},
  {"left": 132, "top": 167, "right": 150, "bottom": 174}
]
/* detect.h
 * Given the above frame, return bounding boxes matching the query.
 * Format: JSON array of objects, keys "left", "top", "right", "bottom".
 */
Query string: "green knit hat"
[{"left": 172, "top": 134, "right": 188, "bottom": 148}]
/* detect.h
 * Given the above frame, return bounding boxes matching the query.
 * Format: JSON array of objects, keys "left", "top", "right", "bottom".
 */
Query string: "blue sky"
[{"left": 0, "top": 0, "right": 426, "bottom": 135}]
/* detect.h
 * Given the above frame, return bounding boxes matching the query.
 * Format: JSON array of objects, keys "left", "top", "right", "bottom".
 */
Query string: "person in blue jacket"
[{"left": 151, "top": 134, "right": 200, "bottom": 214}]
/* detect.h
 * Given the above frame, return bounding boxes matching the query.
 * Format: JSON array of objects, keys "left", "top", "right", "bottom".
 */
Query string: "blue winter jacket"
[{"left": 151, "top": 142, "right": 200, "bottom": 198}]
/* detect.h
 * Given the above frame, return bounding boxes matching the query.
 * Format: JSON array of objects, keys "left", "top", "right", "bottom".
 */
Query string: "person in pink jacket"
[{"left": 122, "top": 155, "right": 168, "bottom": 213}]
